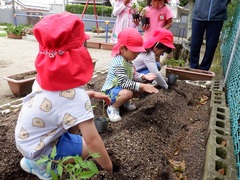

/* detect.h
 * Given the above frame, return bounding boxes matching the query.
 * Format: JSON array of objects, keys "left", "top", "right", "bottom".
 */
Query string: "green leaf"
[
  {"left": 50, "top": 146, "right": 57, "bottom": 159},
  {"left": 46, "top": 161, "right": 52, "bottom": 174},
  {"left": 51, "top": 170, "right": 58, "bottom": 180},
  {"left": 36, "top": 156, "right": 49, "bottom": 165},
  {"left": 57, "top": 165, "right": 63, "bottom": 177},
  {"left": 79, "top": 171, "right": 96, "bottom": 179}
]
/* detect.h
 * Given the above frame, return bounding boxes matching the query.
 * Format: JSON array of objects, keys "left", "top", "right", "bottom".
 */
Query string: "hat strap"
[{"left": 40, "top": 50, "right": 65, "bottom": 58}]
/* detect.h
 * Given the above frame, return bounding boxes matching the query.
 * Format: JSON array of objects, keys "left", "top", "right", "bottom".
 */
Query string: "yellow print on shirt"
[
  {"left": 60, "top": 89, "right": 76, "bottom": 100},
  {"left": 39, "top": 98, "right": 52, "bottom": 112},
  {"left": 62, "top": 113, "right": 77, "bottom": 126}
]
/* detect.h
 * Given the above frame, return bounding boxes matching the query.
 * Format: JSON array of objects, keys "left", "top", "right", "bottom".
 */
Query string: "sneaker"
[
  {"left": 20, "top": 157, "right": 52, "bottom": 180},
  {"left": 123, "top": 102, "right": 136, "bottom": 111},
  {"left": 107, "top": 106, "right": 122, "bottom": 122}
]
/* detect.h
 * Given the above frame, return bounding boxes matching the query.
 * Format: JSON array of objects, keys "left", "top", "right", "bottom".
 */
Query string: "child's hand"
[
  {"left": 141, "top": 24, "right": 150, "bottom": 30},
  {"left": 140, "top": 84, "right": 159, "bottom": 93},
  {"left": 132, "top": 19, "right": 140, "bottom": 25},
  {"left": 87, "top": 91, "right": 111, "bottom": 105},
  {"left": 142, "top": 73, "right": 157, "bottom": 81}
]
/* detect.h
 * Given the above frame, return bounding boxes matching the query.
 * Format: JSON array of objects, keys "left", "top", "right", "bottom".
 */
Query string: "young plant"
[
  {"left": 4, "top": 24, "right": 25, "bottom": 35},
  {"left": 92, "top": 100, "right": 108, "bottom": 119},
  {"left": 36, "top": 146, "right": 100, "bottom": 180}
]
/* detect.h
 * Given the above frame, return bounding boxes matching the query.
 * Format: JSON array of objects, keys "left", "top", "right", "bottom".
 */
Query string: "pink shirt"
[{"left": 142, "top": 5, "right": 173, "bottom": 40}]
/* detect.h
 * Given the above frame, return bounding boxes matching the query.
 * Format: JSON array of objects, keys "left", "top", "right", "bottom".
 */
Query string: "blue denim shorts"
[
  {"left": 55, "top": 131, "right": 83, "bottom": 159},
  {"left": 106, "top": 86, "right": 123, "bottom": 104}
]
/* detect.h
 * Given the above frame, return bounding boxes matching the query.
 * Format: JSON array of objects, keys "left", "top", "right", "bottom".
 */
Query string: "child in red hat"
[
  {"left": 101, "top": 27, "right": 159, "bottom": 123},
  {"left": 133, "top": 27, "right": 175, "bottom": 89},
  {"left": 15, "top": 12, "right": 112, "bottom": 179}
]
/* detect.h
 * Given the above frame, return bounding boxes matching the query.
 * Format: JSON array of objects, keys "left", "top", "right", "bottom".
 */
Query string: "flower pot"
[
  {"left": 132, "top": 13, "right": 140, "bottom": 20},
  {"left": 94, "top": 117, "right": 108, "bottom": 133},
  {"left": 4, "top": 70, "right": 37, "bottom": 97},
  {"left": 85, "top": 41, "right": 101, "bottom": 49},
  {"left": 101, "top": 42, "right": 115, "bottom": 50},
  {"left": 165, "top": 66, "right": 215, "bottom": 81},
  {"left": 141, "top": 17, "right": 150, "bottom": 26},
  {"left": 168, "top": 73, "right": 178, "bottom": 86},
  {"left": 7, "top": 33, "right": 23, "bottom": 39}
]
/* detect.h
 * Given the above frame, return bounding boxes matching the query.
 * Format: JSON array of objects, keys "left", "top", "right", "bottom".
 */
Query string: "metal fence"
[{"left": 220, "top": 2, "right": 240, "bottom": 179}]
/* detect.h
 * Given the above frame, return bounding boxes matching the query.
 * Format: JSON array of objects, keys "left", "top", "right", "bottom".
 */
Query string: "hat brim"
[
  {"left": 144, "top": 38, "right": 175, "bottom": 49},
  {"left": 111, "top": 43, "right": 146, "bottom": 57},
  {"left": 127, "top": 45, "right": 146, "bottom": 53}
]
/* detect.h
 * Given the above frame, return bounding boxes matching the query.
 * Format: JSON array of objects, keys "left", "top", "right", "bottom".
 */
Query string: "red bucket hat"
[
  {"left": 34, "top": 12, "right": 93, "bottom": 91},
  {"left": 143, "top": 27, "right": 175, "bottom": 49},
  {"left": 111, "top": 27, "right": 146, "bottom": 57}
]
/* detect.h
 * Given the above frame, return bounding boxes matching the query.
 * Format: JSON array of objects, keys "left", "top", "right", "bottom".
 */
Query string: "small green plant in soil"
[
  {"left": 166, "top": 58, "right": 186, "bottom": 67},
  {"left": 36, "top": 146, "right": 100, "bottom": 180}
]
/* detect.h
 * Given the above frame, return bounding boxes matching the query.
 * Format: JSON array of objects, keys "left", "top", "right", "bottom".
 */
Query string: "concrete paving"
[{"left": 0, "top": 32, "right": 113, "bottom": 105}]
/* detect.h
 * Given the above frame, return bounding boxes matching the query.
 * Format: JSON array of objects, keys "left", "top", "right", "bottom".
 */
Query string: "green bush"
[
  {"left": 4, "top": 24, "right": 25, "bottom": 35},
  {"left": 66, "top": 4, "right": 113, "bottom": 17}
]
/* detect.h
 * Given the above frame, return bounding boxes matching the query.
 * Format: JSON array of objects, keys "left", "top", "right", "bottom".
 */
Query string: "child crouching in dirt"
[
  {"left": 101, "top": 27, "right": 159, "bottom": 123},
  {"left": 15, "top": 12, "right": 112, "bottom": 179}
]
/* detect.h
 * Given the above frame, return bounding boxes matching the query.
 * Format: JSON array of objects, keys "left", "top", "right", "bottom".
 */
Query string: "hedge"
[{"left": 65, "top": 4, "right": 113, "bottom": 17}]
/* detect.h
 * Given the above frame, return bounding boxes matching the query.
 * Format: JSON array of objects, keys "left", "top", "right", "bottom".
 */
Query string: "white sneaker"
[
  {"left": 20, "top": 157, "right": 52, "bottom": 180},
  {"left": 123, "top": 102, "right": 136, "bottom": 111},
  {"left": 107, "top": 106, "right": 122, "bottom": 122}
]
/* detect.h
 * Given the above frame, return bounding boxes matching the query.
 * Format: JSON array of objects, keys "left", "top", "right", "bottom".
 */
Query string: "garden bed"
[{"left": 0, "top": 71, "right": 211, "bottom": 179}]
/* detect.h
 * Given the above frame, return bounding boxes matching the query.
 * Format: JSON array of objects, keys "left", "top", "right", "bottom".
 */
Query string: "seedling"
[{"left": 36, "top": 146, "right": 100, "bottom": 180}]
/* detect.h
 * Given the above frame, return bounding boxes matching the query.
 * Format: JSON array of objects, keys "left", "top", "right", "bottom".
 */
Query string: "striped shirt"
[{"left": 101, "top": 55, "right": 144, "bottom": 92}]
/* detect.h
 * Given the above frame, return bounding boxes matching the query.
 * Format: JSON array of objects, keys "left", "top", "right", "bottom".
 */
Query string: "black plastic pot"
[
  {"left": 141, "top": 17, "right": 150, "bottom": 25},
  {"left": 168, "top": 73, "right": 178, "bottom": 86},
  {"left": 132, "top": 13, "right": 140, "bottom": 20},
  {"left": 94, "top": 117, "right": 108, "bottom": 133}
]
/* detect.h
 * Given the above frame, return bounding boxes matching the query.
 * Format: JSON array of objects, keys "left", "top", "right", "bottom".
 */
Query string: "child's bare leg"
[{"left": 112, "top": 89, "right": 133, "bottom": 108}]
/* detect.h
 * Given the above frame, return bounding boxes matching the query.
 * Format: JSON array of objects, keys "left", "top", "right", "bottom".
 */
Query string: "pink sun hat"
[
  {"left": 144, "top": 27, "right": 175, "bottom": 49},
  {"left": 111, "top": 27, "right": 146, "bottom": 57},
  {"left": 33, "top": 12, "right": 93, "bottom": 91}
]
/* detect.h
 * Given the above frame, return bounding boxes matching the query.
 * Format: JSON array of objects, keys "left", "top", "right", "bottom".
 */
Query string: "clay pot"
[{"left": 94, "top": 117, "right": 108, "bottom": 133}]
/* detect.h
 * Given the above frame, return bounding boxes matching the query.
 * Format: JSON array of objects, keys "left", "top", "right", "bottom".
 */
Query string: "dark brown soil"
[{"left": 0, "top": 71, "right": 211, "bottom": 180}]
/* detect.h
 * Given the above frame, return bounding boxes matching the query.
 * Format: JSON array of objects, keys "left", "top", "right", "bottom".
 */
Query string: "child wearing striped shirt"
[{"left": 101, "top": 27, "right": 159, "bottom": 122}]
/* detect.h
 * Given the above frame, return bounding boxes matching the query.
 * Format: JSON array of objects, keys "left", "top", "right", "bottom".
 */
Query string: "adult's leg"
[
  {"left": 190, "top": 19, "right": 206, "bottom": 69},
  {"left": 199, "top": 21, "right": 224, "bottom": 70}
]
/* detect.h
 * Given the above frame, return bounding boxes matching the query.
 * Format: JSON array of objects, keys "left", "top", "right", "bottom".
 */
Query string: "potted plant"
[
  {"left": 93, "top": 101, "right": 109, "bottom": 133},
  {"left": 131, "top": 3, "right": 140, "bottom": 20},
  {"left": 4, "top": 24, "right": 25, "bottom": 39},
  {"left": 140, "top": 9, "right": 150, "bottom": 25}
]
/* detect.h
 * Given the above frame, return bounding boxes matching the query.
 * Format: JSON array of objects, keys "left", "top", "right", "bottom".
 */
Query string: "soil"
[{"left": 0, "top": 71, "right": 211, "bottom": 180}]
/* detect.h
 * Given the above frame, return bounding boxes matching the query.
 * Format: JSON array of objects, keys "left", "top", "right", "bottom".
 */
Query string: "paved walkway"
[{"left": 0, "top": 32, "right": 113, "bottom": 105}]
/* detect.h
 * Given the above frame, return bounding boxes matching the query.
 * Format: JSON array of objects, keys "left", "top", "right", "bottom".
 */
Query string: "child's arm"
[
  {"left": 86, "top": 91, "right": 111, "bottom": 105},
  {"left": 112, "top": 0, "right": 129, "bottom": 16},
  {"left": 79, "top": 120, "right": 113, "bottom": 171}
]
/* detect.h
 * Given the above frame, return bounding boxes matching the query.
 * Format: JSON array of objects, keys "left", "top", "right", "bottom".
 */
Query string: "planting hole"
[
  {"left": 217, "top": 107, "right": 225, "bottom": 113},
  {"left": 216, "top": 147, "right": 227, "bottom": 159},
  {"left": 143, "top": 107, "right": 156, "bottom": 115}
]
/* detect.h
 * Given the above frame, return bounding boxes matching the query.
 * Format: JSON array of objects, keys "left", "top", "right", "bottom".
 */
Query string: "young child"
[
  {"left": 134, "top": 0, "right": 173, "bottom": 40},
  {"left": 15, "top": 12, "right": 112, "bottom": 179},
  {"left": 102, "top": 27, "right": 159, "bottom": 122},
  {"left": 110, "top": 0, "right": 139, "bottom": 43},
  {"left": 133, "top": 27, "right": 175, "bottom": 89}
]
